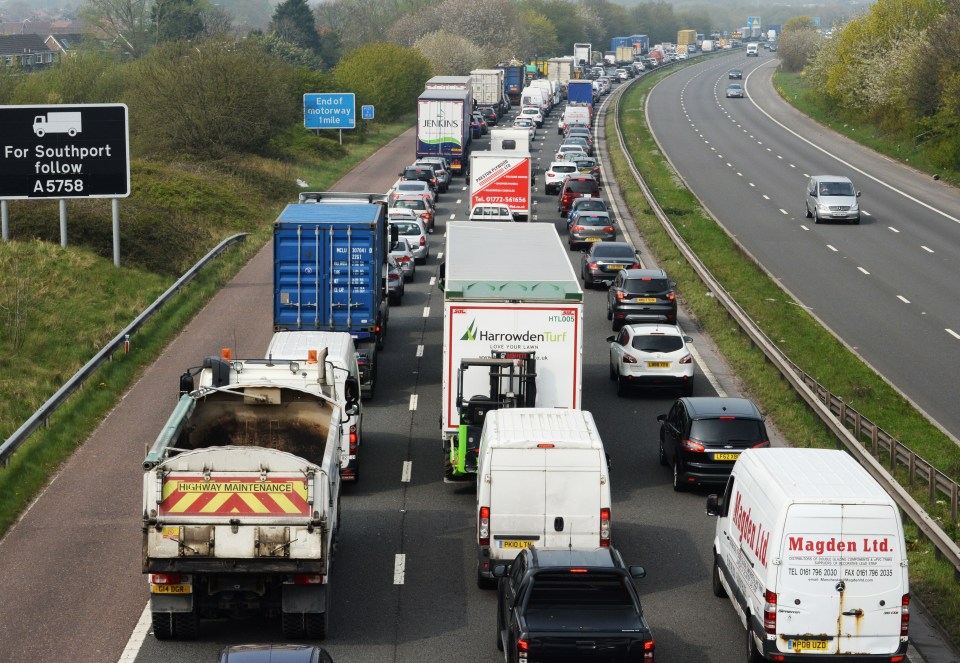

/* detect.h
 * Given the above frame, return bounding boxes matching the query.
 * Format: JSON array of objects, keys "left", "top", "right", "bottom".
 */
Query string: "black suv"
[
  {"left": 607, "top": 268, "right": 677, "bottom": 329},
  {"left": 657, "top": 397, "right": 769, "bottom": 491},
  {"left": 477, "top": 106, "right": 498, "bottom": 125},
  {"left": 400, "top": 166, "right": 439, "bottom": 197}
]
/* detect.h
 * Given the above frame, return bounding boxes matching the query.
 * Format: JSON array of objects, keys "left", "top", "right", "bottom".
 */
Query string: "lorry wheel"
[
  {"left": 151, "top": 612, "right": 174, "bottom": 640},
  {"left": 712, "top": 556, "right": 728, "bottom": 598},
  {"left": 152, "top": 609, "right": 197, "bottom": 640},
  {"left": 305, "top": 611, "right": 328, "bottom": 640},
  {"left": 281, "top": 612, "right": 305, "bottom": 638}
]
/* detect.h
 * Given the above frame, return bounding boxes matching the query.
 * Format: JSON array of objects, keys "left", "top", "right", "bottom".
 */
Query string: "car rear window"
[
  {"left": 624, "top": 278, "right": 669, "bottom": 294},
  {"left": 554, "top": 165, "right": 577, "bottom": 173},
  {"left": 592, "top": 245, "right": 634, "bottom": 259},
  {"left": 575, "top": 199, "right": 606, "bottom": 211},
  {"left": 528, "top": 572, "right": 634, "bottom": 608},
  {"left": 577, "top": 215, "right": 610, "bottom": 226},
  {"left": 690, "top": 418, "right": 765, "bottom": 444},
  {"left": 565, "top": 179, "right": 598, "bottom": 193},
  {"left": 398, "top": 183, "right": 425, "bottom": 191},
  {"left": 632, "top": 335, "right": 683, "bottom": 352},
  {"left": 394, "top": 199, "right": 425, "bottom": 210},
  {"left": 391, "top": 222, "right": 419, "bottom": 235}
]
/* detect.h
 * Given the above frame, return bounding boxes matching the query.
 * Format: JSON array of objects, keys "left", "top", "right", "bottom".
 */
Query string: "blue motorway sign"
[
  {"left": 361, "top": 105, "right": 375, "bottom": 120},
  {"left": 304, "top": 93, "right": 356, "bottom": 130}
]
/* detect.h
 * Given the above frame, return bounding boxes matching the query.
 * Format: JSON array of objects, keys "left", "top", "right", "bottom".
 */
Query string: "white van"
[
  {"left": 706, "top": 449, "right": 909, "bottom": 662},
  {"left": 520, "top": 86, "right": 549, "bottom": 116},
  {"left": 475, "top": 408, "right": 611, "bottom": 587},
  {"left": 266, "top": 331, "right": 365, "bottom": 481}
]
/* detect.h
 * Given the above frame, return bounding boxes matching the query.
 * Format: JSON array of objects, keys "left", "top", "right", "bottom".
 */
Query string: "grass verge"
[
  {"left": 0, "top": 117, "right": 413, "bottom": 537},
  {"left": 606, "top": 68, "right": 960, "bottom": 648}
]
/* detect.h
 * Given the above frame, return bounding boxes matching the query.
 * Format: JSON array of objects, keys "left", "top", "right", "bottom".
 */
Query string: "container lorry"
[
  {"left": 677, "top": 29, "right": 698, "bottom": 50},
  {"left": 417, "top": 88, "right": 472, "bottom": 176},
  {"left": 469, "top": 151, "right": 532, "bottom": 221},
  {"left": 274, "top": 192, "right": 392, "bottom": 399},
  {"left": 610, "top": 36, "right": 633, "bottom": 51},
  {"left": 424, "top": 75, "right": 472, "bottom": 91},
  {"left": 546, "top": 57, "right": 574, "bottom": 85},
  {"left": 142, "top": 350, "right": 360, "bottom": 639},
  {"left": 630, "top": 34, "right": 649, "bottom": 55},
  {"left": 469, "top": 69, "right": 504, "bottom": 110},
  {"left": 573, "top": 42, "right": 592, "bottom": 68},
  {"left": 441, "top": 222, "right": 583, "bottom": 481},
  {"left": 496, "top": 63, "right": 525, "bottom": 105}
]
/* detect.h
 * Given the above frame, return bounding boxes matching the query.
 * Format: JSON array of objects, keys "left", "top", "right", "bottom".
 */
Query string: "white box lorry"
[
  {"left": 265, "top": 331, "right": 365, "bottom": 481},
  {"left": 142, "top": 351, "right": 359, "bottom": 640},
  {"left": 469, "top": 150, "right": 532, "bottom": 221},
  {"left": 489, "top": 128, "right": 530, "bottom": 153},
  {"left": 475, "top": 408, "right": 611, "bottom": 587},
  {"left": 706, "top": 448, "right": 910, "bottom": 662},
  {"left": 470, "top": 68, "right": 505, "bottom": 108},
  {"left": 441, "top": 222, "right": 583, "bottom": 481}
]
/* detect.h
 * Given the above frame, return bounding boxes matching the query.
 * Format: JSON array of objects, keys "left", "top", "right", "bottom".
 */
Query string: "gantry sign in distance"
[{"left": 0, "top": 103, "right": 130, "bottom": 199}]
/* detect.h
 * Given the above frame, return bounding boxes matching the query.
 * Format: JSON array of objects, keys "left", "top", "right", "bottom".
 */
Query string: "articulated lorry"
[
  {"left": 469, "top": 150, "right": 533, "bottom": 221},
  {"left": 546, "top": 57, "right": 574, "bottom": 85},
  {"left": 496, "top": 63, "right": 525, "bottom": 105},
  {"left": 470, "top": 69, "right": 505, "bottom": 109},
  {"left": 274, "top": 192, "right": 392, "bottom": 399},
  {"left": 417, "top": 88, "right": 472, "bottom": 176},
  {"left": 441, "top": 222, "right": 583, "bottom": 481},
  {"left": 142, "top": 351, "right": 359, "bottom": 640},
  {"left": 573, "top": 43, "right": 592, "bottom": 69}
]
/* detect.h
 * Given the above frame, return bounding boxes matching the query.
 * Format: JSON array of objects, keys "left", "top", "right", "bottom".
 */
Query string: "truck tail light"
[
  {"left": 150, "top": 574, "right": 182, "bottom": 585},
  {"left": 763, "top": 589, "right": 777, "bottom": 634},
  {"left": 349, "top": 425, "right": 358, "bottom": 452},
  {"left": 600, "top": 507, "right": 611, "bottom": 547},
  {"left": 293, "top": 574, "right": 324, "bottom": 585},
  {"left": 680, "top": 354, "right": 692, "bottom": 365},
  {"left": 900, "top": 594, "right": 910, "bottom": 637},
  {"left": 622, "top": 354, "right": 637, "bottom": 364},
  {"left": 479, "top": 506, "right": 490, "bottom": 546},
  {"left": 681, "top": 439, "right": 705, "bottom": 452},
  {"left": 643, "top": 639, "right": 655, "bottom": 661}
]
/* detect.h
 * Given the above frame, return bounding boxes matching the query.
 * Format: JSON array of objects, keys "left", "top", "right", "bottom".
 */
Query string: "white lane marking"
[
  {"left": 422, "top": 307, "right": 430, "bottom": 318},
  {"left": 394, "top": 554, "right": 406, "bottom": 584},
  {"left": 437, "top": 252, "right": 443, "bottom": 260},
  {"left": 779, "top": 209, "right": 788, "bottom": 215},
  {"left": 456, "top": 199, "right": 462, "bottom": 204},
  {"left": 682, "top": 324, "right": 726, "bottom": 398},
  {"left": 897, "top": 295, "right": 911, "bottom": 304},
  {"left": 726, "top": 162, "right": 732, "bottom": 167},
  {"left": 117, "top": 603, "right": 151, "bottom": 662},
  {"left": 762, "top": 194, "right": 770, "bottom": 200},
  {"left": 862, "top": 211, "right": 872, "bottom": 216},
  {"left": 744, "top": 68, "right": 960, "bottom": 226},
  {"left": 857, "top": 267, "right": 870, "bottom": 275},
  {"left": 946, "top": 329, "right": 960, "bottom": 340},
  {"left": 827, "top": 245, "right": 838, "bottom": 252},
  {"left": 749, "top": 182, "right": 755, "bottom": 187},
  {"left": 888, "top": 226, "right": 900, "bottom": 233},
  {"left": 801, "top": 225, "right": 809, "bottom": 231},
  {"left": 737, "top": 172, "right": 743, "bottom": 177},
  {"left": 409, "top": 394, "right": 418, "bottom": 410},
  {"left": 449, "top": 214, "right": 455, "bottom": 219},
  {"left": 921, "top": 245, "right": 934, "bottom": 253},
  {"left": 429, "top": 277, "right": 436, "bottom": 287},
  {"left": 401, "top": 461, "right": 412, "bottom": 483},
  {"left": 461, "top": 186, "right": 467, "bottom": 191},
  {"left": 416, "top": 344, "right": 424, "bottom": 357}
]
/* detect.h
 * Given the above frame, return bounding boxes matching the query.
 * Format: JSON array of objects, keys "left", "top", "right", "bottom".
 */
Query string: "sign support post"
[
  {"left": 1, "top": 200, "right": 8, "bottom": 240},
  {"left": 59, "top": 199, "right": 67, "bottom": 247},
  {"left": 112, "top": 198, "right": 120, "bottom": 267}
]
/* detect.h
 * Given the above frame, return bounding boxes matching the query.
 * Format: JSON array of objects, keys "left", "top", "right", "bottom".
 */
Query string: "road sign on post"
[
  {"left": 361, "top": 105, "right": 374, "bottom": 120},
  {"left": 0, "top": 103, "right": 130, "bottom": 200},
  {"left": 304, "top": 93, "right": 356, "bottom": 130}
]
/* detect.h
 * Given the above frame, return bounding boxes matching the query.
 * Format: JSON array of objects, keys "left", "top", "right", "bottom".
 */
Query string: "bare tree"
[{"left": 79, "top": 0, "right": 153, "bottom": 57}]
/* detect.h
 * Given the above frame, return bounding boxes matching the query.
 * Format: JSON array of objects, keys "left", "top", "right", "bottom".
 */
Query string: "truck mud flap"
[
  {"left": 282, "top": 583, "right": 327, "bottom": 613},
  {"left": 150, "top": 592, "right": 194, "bottom": 613}
]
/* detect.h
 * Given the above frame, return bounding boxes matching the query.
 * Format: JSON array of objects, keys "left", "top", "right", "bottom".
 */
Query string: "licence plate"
[
  {"left": 713, "top": 453, "right": 740, "bottom": 461},
  {"left": 606, "top": 264, "right": 625, "bottom": 270},
  {"left": 647, "top": 361, "right": 670, "bottom": 368},
  {"left": 151, "top": 584, "right": 192, "bottom": 594},
  {"left": 790, "top": 639, "right": 828, "bottom": 651},
  {"left": 585, "top": 237, "right": 602, "bottom": 242},
  {"left": 499, "top": 540, "right": 533, "bottom": 550},
  {"left": 636, "top": 297, "right": 657, "bottom": 303}
]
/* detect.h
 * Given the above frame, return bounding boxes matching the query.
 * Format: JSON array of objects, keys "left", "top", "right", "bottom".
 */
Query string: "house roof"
[{"left": 0, "top": 33, "right": 54, "bottom": 55}]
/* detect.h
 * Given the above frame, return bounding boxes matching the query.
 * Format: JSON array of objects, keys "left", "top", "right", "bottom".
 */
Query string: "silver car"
[
  {"left": 805, "top": 175, "right": 861, "bottom": 224},
  {"left": 389, "top": 237, "right": 416, "bottom": 282},
  {"left": 389, "top": 216, "right": 429, "bottom": 263}
]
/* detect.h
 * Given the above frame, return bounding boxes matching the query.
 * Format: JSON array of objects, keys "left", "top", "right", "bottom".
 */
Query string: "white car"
[
  {"left": 389, "top": 237, "right": 417, "bottom": 282},
  {"left": 390, "top": 195, "right": 434, "bottom": 232},
  {"left": 544, "top": 161, "right": 579, "bottom": 195},
  {"left": 518, "top": 106, "right": 543, "bottom": 127},
  {"left": 675, "top": 51, "right": 688, "bottom": 60},
  {"left": 389, "top": 216, "right": 429, "bottom": 263},
  {"left": 607, "top": 324, "right": 694, "bottom": 396},
  {"left": 615, "top": 68, "right": 628, "bottom": 80},
  {"left": 512, "top": 117, "right": 536, "bottom": 140},
  {"left": 555, "top": 144, "right": 588, "bottom": 162},
  {"left": 389, "top": 179, "right": 435, "bottom": 206}
]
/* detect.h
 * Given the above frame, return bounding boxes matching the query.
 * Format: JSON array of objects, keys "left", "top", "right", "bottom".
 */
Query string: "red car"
[{"left": 557, "top": 175, "right": 601, "bottom": 216}]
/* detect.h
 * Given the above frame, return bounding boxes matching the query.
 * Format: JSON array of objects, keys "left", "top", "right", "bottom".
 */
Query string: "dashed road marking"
[
  {"left": 394, "top": 554, "right": 406, "bottom": 584},
  {"left": 422, "top": 307, "right": 430, "bottom": 318},
  {"left": 800, "top": 225, "right": 809, "bottom": 231},
  {"left": 827, "top": 245, "right": 838, "bottom": 252},
  {"left": 947, "top": 329, "right": 960, "bottom": 340},
  {"left": 779, "top": 209, "right": 788, "bottom": 215},
  {"left": 921, "top": 245, "right": 934, "bottom": 253},
  {"left": 416, "top": 344, "right": 424, "bottom": 357},
  {"left": 897, "top": 295, "right": 911, "bottom": 304},
  {"left": 888, "top": 227, "right": 900, "bottom": 233},
  {"left": 409, "top": 394, "right": 418, "bottom": 410},
  {"left": 401, "top": 461, "right": 412, "bottom": 483},
  {"left": 857, "top": 267, "right": 870, "bottom": 275},
  {"left": 429, "top": 276, "right": 436, "bottom": 286},
  {"left": 762, "top": 194, "right": 770, "bottom": 200},
  {"left": 438, "top": 252, "right": 443, "bottom": 260}
]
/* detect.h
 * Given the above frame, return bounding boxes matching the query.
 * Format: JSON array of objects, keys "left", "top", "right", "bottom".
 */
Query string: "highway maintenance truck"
[
  {"left": 469, "top": 150, "right": 533, "bottom": 221},
  {"left": 440, "top": 222, "right": 583, "bottom": 480},
  {"left": 142, "top": 350, "right": 359, "bottom": 640},
  {"left": 274, "top": 192, "right": 392, "bottom": 399}
]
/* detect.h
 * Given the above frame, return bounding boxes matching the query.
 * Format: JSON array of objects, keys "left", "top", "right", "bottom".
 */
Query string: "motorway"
[
  {"left": 0, "top": 67, "right": 948, "bottom": 663},
  {"left": 646, "top": 50, "right": 960, "bottom": 441}
]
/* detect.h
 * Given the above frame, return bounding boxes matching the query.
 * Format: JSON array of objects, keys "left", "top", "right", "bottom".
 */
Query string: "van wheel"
[
  {"left": 746, "top": 623, "right": 763, "bottom": 663},
  {"left": 712, "top": 556, "right": 728, "bottom": 598},
  {"left": 804, "top": 204, "right": 812, "bottom": 219},
  {"left": 813, "top": 212, "right": 821, "bottom": 225},
  {"left": 672, "top": 460, "right": 686, "bottom": 492}
]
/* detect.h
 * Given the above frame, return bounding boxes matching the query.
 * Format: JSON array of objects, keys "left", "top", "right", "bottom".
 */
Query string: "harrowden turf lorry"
[
  {"left": 274, "top": 192, "right": 392, "bottom": 400},
  {"left": 469, "top": 150, "right": 533, "bottom": 221},
  {"left": 440, "top": 222, "right": 583, "bottom": 480},
  {"left": 142, "top": 351, "right": 360, "bottom": 640}
]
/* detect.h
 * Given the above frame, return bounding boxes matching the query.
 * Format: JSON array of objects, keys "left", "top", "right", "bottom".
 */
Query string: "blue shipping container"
[
  {"left": 610, "top": 36, "right": 633, "bottom": 51},
  {"left": 566, "top": 80, "right": 594, "bottom": 105},
  {"left": 629, "top": 34, "right": 649, "bottom": 54},
  {"left": 274, "top": 202, "right": 387, "bottom": 339},
  {"left": 497, "top": 65, "right": 525, "bottom": 102}
]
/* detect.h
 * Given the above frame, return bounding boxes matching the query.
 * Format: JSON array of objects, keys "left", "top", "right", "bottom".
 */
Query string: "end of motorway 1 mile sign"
[{"left": 0, "top": 103, "right": 130, "bottom": 200}]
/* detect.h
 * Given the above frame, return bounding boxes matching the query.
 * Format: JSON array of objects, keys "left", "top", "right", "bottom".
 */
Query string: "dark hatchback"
[
  {"left": 658, "top": 397, "right": 769, "bottom": 491},
  {"left": 568, "top": 211, "right": 616, "bottom": 249},
  {"left": 477, "top": 106, "right": 498, "bottom": 125},
  {"left": 557, "top": 176, "right": 601, "bottom": 216},
  {"left": 728, "top": 68, "right": 742, "bottom": 79},
  {"left": 580, "top": 241, "right": 640, "bottom": 288},
  {"left": 400, "top": 165, "right": 438, "bottom": 195},
  {"left": 607, "top": 268, "right": 677, "bottom": 329}
]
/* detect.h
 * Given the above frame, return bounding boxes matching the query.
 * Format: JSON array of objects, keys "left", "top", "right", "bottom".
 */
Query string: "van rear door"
[
  {"left": 540, "top": 449, "right": 601, "bottom": 549},
  {"left": 778, "top": 504, "right": 905, "bottom": 655},
  {"left": 489, "top": 449, "right": 547, "bottom": 558}
]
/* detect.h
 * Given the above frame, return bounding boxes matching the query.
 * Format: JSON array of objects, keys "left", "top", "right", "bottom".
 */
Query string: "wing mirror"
[
  {"left": 656, "top": 414, "right": 666, "bottom": 423},
  {"left": 493, "top": 564, "right": 509, "bottom": 578},
  {"left": 706, "top": 494, "right": 722, "bottom": 517},
  {"left": 606, "top": 335, "right": 616, "bottom": 343},
  {"left": 629, "top": 566, "right": 646, "bottom": 579}
]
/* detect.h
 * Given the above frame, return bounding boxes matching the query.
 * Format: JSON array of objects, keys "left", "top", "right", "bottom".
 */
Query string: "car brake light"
[
  {"left": 572, "top": 225, "right": 584, "bottom": 232},
  {"left": 479, "top": 506, "right": 490, "bottom": 546},
  {"left": 517, "top": 638, "right": 529, "bottom": 654},
  {"left": 753, "top": 440, "right": 770, "bottom": 448},
  {"left": 667, "top": 291, "right": 676, "bottom": 301},
  {"left": 622, "top": 355, "right": 637, "bottom": 364},
  {"left": 680, "top": 354, "right": 692, "bottom": 365},
  {"left": 150, "top": 573, "right": 182, "bottom": 585},
  {"left": 681, "top": 439, "right": 705, "bottom": 452},
  {"left": 901, "top": 593, "right": 910, "bottom": 637},
  {"left": 764, "top": 589, "right": 777, "bottom": 634},
  {"left": 389, "top": 274, "right": 399, "bottom": 281},
  {"left": 643, "top": 640, "right": 655, "bottom": 661},
  {"left": 396, "top": 255, "right": 410, "bottom": 263},
  {"left": 600, "top": 507, "right": 611, "bottom": 546},
  {"left": 569, "top": 568, "right": 589, "bottom": 573},
  {"left": 537, "top": 443, "right": 555, "bottom": 448},
  {"left": 588, "top": 262, "right": 598, "bottom": 269},
  {"left": 605, "top": 227, "right": 614, "bottom": 232},
  {"left": 420, "top": 236, "right": 426, "bottom": 247},
  {"left": 719, "top": 416, "right": 736, "bottom": 420},
  {"left": 293, "top": 574, "right": 324, "bottom": 585},
  {"left": 616, "top": 291, "right": 625, "bottom": 300}
]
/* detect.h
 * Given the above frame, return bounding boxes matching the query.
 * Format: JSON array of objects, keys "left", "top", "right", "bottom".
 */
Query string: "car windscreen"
[
  {"left": 528, "top": 572, "right": 634, "bottom": 608},
  {"left": 591, "top": 245, "right": 634, "bottom": 259},
  {"left": 689, "top": 418, "right": 765, "bottom": 444},
  {"left": 823, "top": 182, "right": 855, "bottom": 196},
  {"left": 632, "top": 335, "right": 683, "bottom": 352},
  {"left": 576, "top": 215, "right": 610, "bottom": 226},
  {"left": 391, "top": 222, "right": 420, "bottom": 235},
  {"left": 565, "top": 180, "right": 598, "bottom": 193},
  {"left": 624, "top": 278, "right": 669, "bottom": 294}
]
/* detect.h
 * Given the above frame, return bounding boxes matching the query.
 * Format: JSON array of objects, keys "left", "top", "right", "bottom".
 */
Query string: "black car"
[
  {"left": 607, "top": 268, "right": 677, "bottom": 329},
  {"left": 219, "top": 644, "right": 334, "bottom": 663},
  {"left": 477, "top": 106, "right": 497, "bottom": 125},
  {"left": 658, "top": 397, "right": 769, "bottom": 491},
  {"left": 580, "top": 241, "right": 640, "bottom": 289},
  {"left": 400, "top": 165, "right": 438, "bottom": 196},
  {"left": 495, "top": 547, "right": 654, "bottom": 661},
  {"left": 728, "top": 68, "right": 743, "bottom": 79}
]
